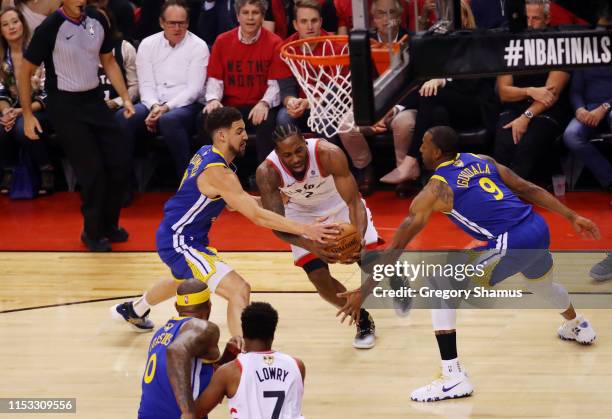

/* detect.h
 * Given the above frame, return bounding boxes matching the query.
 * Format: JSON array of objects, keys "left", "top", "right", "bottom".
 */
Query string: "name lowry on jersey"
[{"left": 255, "top": 366, "right": 291, "bottom": 383}]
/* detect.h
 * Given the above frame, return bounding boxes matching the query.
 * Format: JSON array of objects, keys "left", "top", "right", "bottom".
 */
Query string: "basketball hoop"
[{"left": 280, "top": 35, "right": 405, "bottom": 138}]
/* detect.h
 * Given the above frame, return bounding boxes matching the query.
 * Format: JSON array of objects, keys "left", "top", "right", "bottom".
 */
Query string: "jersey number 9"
[{"left": 479, "top": 177, "right": 504, "bottom": 200}]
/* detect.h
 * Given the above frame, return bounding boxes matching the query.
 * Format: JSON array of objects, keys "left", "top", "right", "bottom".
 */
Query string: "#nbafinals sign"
[{"left": 504, "top": 35, "right": 612, "bottom": 67}]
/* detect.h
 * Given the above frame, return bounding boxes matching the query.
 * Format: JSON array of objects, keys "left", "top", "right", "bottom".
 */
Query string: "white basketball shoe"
[
  {"left": 558, "top": 315, "right": 596, "bottom": 345},
  {"left": 410, "top": 371, "right": 474, "bottom": 402}
]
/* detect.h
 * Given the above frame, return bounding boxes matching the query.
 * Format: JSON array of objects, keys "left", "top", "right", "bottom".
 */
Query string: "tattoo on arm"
[{"left": 427, "top": 180, "right": 453, "bottom": 208}]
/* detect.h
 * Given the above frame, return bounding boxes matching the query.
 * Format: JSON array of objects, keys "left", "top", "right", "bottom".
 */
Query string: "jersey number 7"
[{"left": 263, "top": 391, "right": 285, "bottom": 419}]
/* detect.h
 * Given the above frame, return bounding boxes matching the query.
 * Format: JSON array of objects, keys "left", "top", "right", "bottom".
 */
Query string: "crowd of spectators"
[{"left": 0, "top": 0, "right": 610, "bottom": 209}]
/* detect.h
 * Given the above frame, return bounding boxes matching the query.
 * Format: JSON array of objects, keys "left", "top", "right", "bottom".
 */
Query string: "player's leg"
[
  {"left": 410, "top": 309, "right": 474, "bottom": 402},
  {"left": 214, "top": 270, "right": 251, "bottom": 337},
  {"left": 302, "top": 260, "right": 375, "bottom": 349}
]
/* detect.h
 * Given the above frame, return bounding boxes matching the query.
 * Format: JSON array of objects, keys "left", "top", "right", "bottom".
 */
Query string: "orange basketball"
[{"left": 325, "top": 223, "right": 361, "bottom": 262}]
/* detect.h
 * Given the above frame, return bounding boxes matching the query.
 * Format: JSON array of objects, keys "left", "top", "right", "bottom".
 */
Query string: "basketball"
[{"left": 325, "top": 223, "right": 361, "bottom": 262}]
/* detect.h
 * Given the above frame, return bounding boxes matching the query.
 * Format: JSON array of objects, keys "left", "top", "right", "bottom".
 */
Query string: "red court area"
[{"left": 0, "top": 192, "right": 610, "bottom": 252}]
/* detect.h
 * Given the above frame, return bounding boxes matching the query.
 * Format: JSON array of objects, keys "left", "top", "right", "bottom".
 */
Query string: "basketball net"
[{"left": 281, "top": 37, "right": 355, "bottom": 138}]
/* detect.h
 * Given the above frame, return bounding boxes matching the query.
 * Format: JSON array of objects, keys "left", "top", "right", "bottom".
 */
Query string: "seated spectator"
[
  {"left": 493, "top": 0, "right": 570, "bottom": 181},
  {"left": 335, "top": 0, "right": 434, "bottom": 34},
  {"left": 339, "top": 0, "right": 417, "bottom": 196},
  {"left": 563, "top": 68, "right": 612, "bottom": 190},
  {"left": 1, "top": 0, "right": 61, "bottom": 32},
  {"left": 268, "top": 0, "right": 333, "bottom": 135},
  {"left": 117, "top": 0, "right": 208, "bottom": 179},
  {"left": 263, "top": 0, "right": 338, "bottom": 38},
  {"left": 203, "top": 0, "right": 282, "bottom": 164},
  {"left": 0, "top": 7, "right": 54, "bottom": 195},
  {"left": 96, "top": 6, "right": 139, "bottom": 113},
  {"left": 383, "top": 0, "right": 497, "bottom": 186}
]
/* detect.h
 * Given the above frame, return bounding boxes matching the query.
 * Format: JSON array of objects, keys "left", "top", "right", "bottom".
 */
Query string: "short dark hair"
[
  {"left": 427, "top": 126, "right": 459, "bottom": 156},
  {"left": 241, "top": 302, "right": 278, "bottom": 341},
  {"left": 204, "top": 107, "right": 244, "bottom": 137},
  {"left": 235, "top": 0, "right": 268, "bottom": 15},
  {"left": 161, "top": 0, "right": 189, "bottom": 19},
  {"left": 294, "top": 0, "right": 322, "bottom": 18},
  {"left": 272, "top": 124, "right": 303, "bottom": 143}
]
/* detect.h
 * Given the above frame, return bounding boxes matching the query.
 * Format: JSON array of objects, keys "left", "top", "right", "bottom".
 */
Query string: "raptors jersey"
[
  {"left": 228, "top": 351, "right": 304, "bottom": 419},
  {"left": 266, "top": 139, "right": 345, "bottom": 217}
]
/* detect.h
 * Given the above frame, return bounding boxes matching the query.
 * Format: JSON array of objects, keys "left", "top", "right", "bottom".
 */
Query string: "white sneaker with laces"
[
  {"left": 558, "top": 315, "right": 596, "bottom": 344},
  {"left": 410, "top": 371, "right": 474, "bottom": 402}
]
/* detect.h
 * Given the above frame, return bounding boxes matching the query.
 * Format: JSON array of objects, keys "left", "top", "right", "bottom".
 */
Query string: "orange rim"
[{"left": 280, "top": 34, "right": 407, "bottom": 72}]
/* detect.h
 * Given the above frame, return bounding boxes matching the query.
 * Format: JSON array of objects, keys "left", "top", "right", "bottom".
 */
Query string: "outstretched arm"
[
  {"left": 337, "top": 179, "right": 449, "bottom": 324},
  {"left": 198, "top": 166, "right": 338, "bottom": 242},
  {"left": 167, "top": 320, "right": 221, "bottom": 416},
  {"left": 481, "top": 155, "right": 600, "bottom": 239}
]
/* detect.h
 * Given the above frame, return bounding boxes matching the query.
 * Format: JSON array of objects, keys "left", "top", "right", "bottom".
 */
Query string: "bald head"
[{"left": 175, "top": 279, "right": 212, "bottom": 319}]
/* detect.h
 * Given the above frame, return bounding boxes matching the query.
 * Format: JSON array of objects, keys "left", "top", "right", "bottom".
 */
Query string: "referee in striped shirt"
[{"left": 18, "top": 0, "right": 135, "bottom": 252}]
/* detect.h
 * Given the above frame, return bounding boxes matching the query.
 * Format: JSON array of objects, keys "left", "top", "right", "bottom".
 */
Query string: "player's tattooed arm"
[
  {"left": 318, "top": 141, "right": 368, "bottom": 239},
  {"left": 255, "top": 162, "right": 309, "bottom": 247},
  {"left": 167, "top": 320, "right": 221, "bottom": 416}
]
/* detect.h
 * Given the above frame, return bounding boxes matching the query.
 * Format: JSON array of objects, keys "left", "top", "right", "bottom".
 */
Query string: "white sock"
[
  {"left": 442, "top": 358, "right": 463, "bottom": 377},
  {"left": 132, "top": 294, "right": 151, "bottom": 317}
]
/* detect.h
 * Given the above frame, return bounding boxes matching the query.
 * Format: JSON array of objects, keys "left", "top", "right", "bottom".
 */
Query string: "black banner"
[{"left": 410, "top": 28, "right": 612, "bottom": 80}]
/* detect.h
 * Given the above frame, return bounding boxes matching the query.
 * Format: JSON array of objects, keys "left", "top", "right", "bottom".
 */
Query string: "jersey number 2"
[
  {"left": 478, "top": 177, "right": 504, "bottom": 200},
  {"left": 263, "top": 391, "right": 285, "bottom": 419}
]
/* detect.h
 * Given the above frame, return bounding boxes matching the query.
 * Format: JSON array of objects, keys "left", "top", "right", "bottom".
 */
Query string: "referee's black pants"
[{"left": 47, "top": 89, "right": 131, "bottom": 241}]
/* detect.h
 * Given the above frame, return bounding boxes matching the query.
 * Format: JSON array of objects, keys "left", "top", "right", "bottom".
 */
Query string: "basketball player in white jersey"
[
  {"left": 184, "top": 302, "right": 305, "bottom": 419},
  {"left": 256, "top": 124, "right": 378, "bottom": 349}
]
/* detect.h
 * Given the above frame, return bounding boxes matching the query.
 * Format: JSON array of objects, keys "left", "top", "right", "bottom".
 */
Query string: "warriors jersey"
[
  {"left": 228, "top": 351, "right": 304, "bottom": 419},
  {"left": 432, "top": 153, "right": 532, "bottom": 241},
  {"left": 156, "top": 146, "right": 235, "bottom": 257},
  {"left": 265, "top": 139, "right": 346, "bottom": 217},
  {"left": 138, "top": 317, "right": 214, "bottom": 419}
]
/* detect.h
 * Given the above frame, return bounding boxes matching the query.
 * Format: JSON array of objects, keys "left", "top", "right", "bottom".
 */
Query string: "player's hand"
[
  {"left": 302, "top": 218, "right": 340, "bottom": 244},
  {"left": 308, "top": 240, "right": 340, "bottom": 264},
  {"left": 249, "top": 101, "right": 270, "bottom": 126},
  {"left": 503, "top": 114, "right": 529, "bottom": 144},
  {"left": 228, "top": 335, "right": 244, "bottom": 353},
  {"left": 336, "top": 287, "right": 363, "bottom": 325},
  {"left": 204, "top": 99, "right": 222, "bottom": 114},
  {"left": 570, "top": 215, "right": 601, "bottom": 240},
  {"left": 419, "top": 78, "right": 445, "bottom": 97},
  {"left": 527, "top": 86, "right": 555, "bottom": 107},
  {"left": 23, "top": 113, "right": 42, "bottom": 140}
]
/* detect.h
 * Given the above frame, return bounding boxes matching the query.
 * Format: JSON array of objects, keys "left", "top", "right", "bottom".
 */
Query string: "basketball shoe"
[
  {"left": 111, "top": 301, "right": 154, "bottom": 332},
  {"left": 353, "top": 309, "right": 376, "bottom": 349},
  {"left": 411, "top": 371, "right": 474, "bottom": 402},
  {"left": 558, "top": 315, "right": 596, "bottom": 344}
]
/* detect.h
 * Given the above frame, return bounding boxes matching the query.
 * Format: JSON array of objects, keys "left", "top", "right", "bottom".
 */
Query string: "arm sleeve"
[
  {"left": 135, "top": 38, "right": 158, "bottom": 109},
  {"left": 261, "top": 79, "right": 280, "bottom": 107},
  {"left": 113, "top": 41, "right": 139, "bottom": 106},
  {"left": 23, "top": 20, "right": 56, "bottom": 66},
  {"left": 205, "top": 78, "right": 224, "bottom": 102}
]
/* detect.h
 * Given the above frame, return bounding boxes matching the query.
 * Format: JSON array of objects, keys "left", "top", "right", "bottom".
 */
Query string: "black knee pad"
[{"left": 302, "top": 258, "right": 328, "bottom": 274}]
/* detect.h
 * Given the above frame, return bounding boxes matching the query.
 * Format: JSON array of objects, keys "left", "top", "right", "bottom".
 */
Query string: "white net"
[{"left": 281, "top": 38, "right": 355, "bottom": 138}]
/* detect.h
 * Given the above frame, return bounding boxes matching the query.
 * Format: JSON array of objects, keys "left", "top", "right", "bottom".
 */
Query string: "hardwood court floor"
[{"left": 1, "top": 252, "right": 612, "bottom": 418}]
